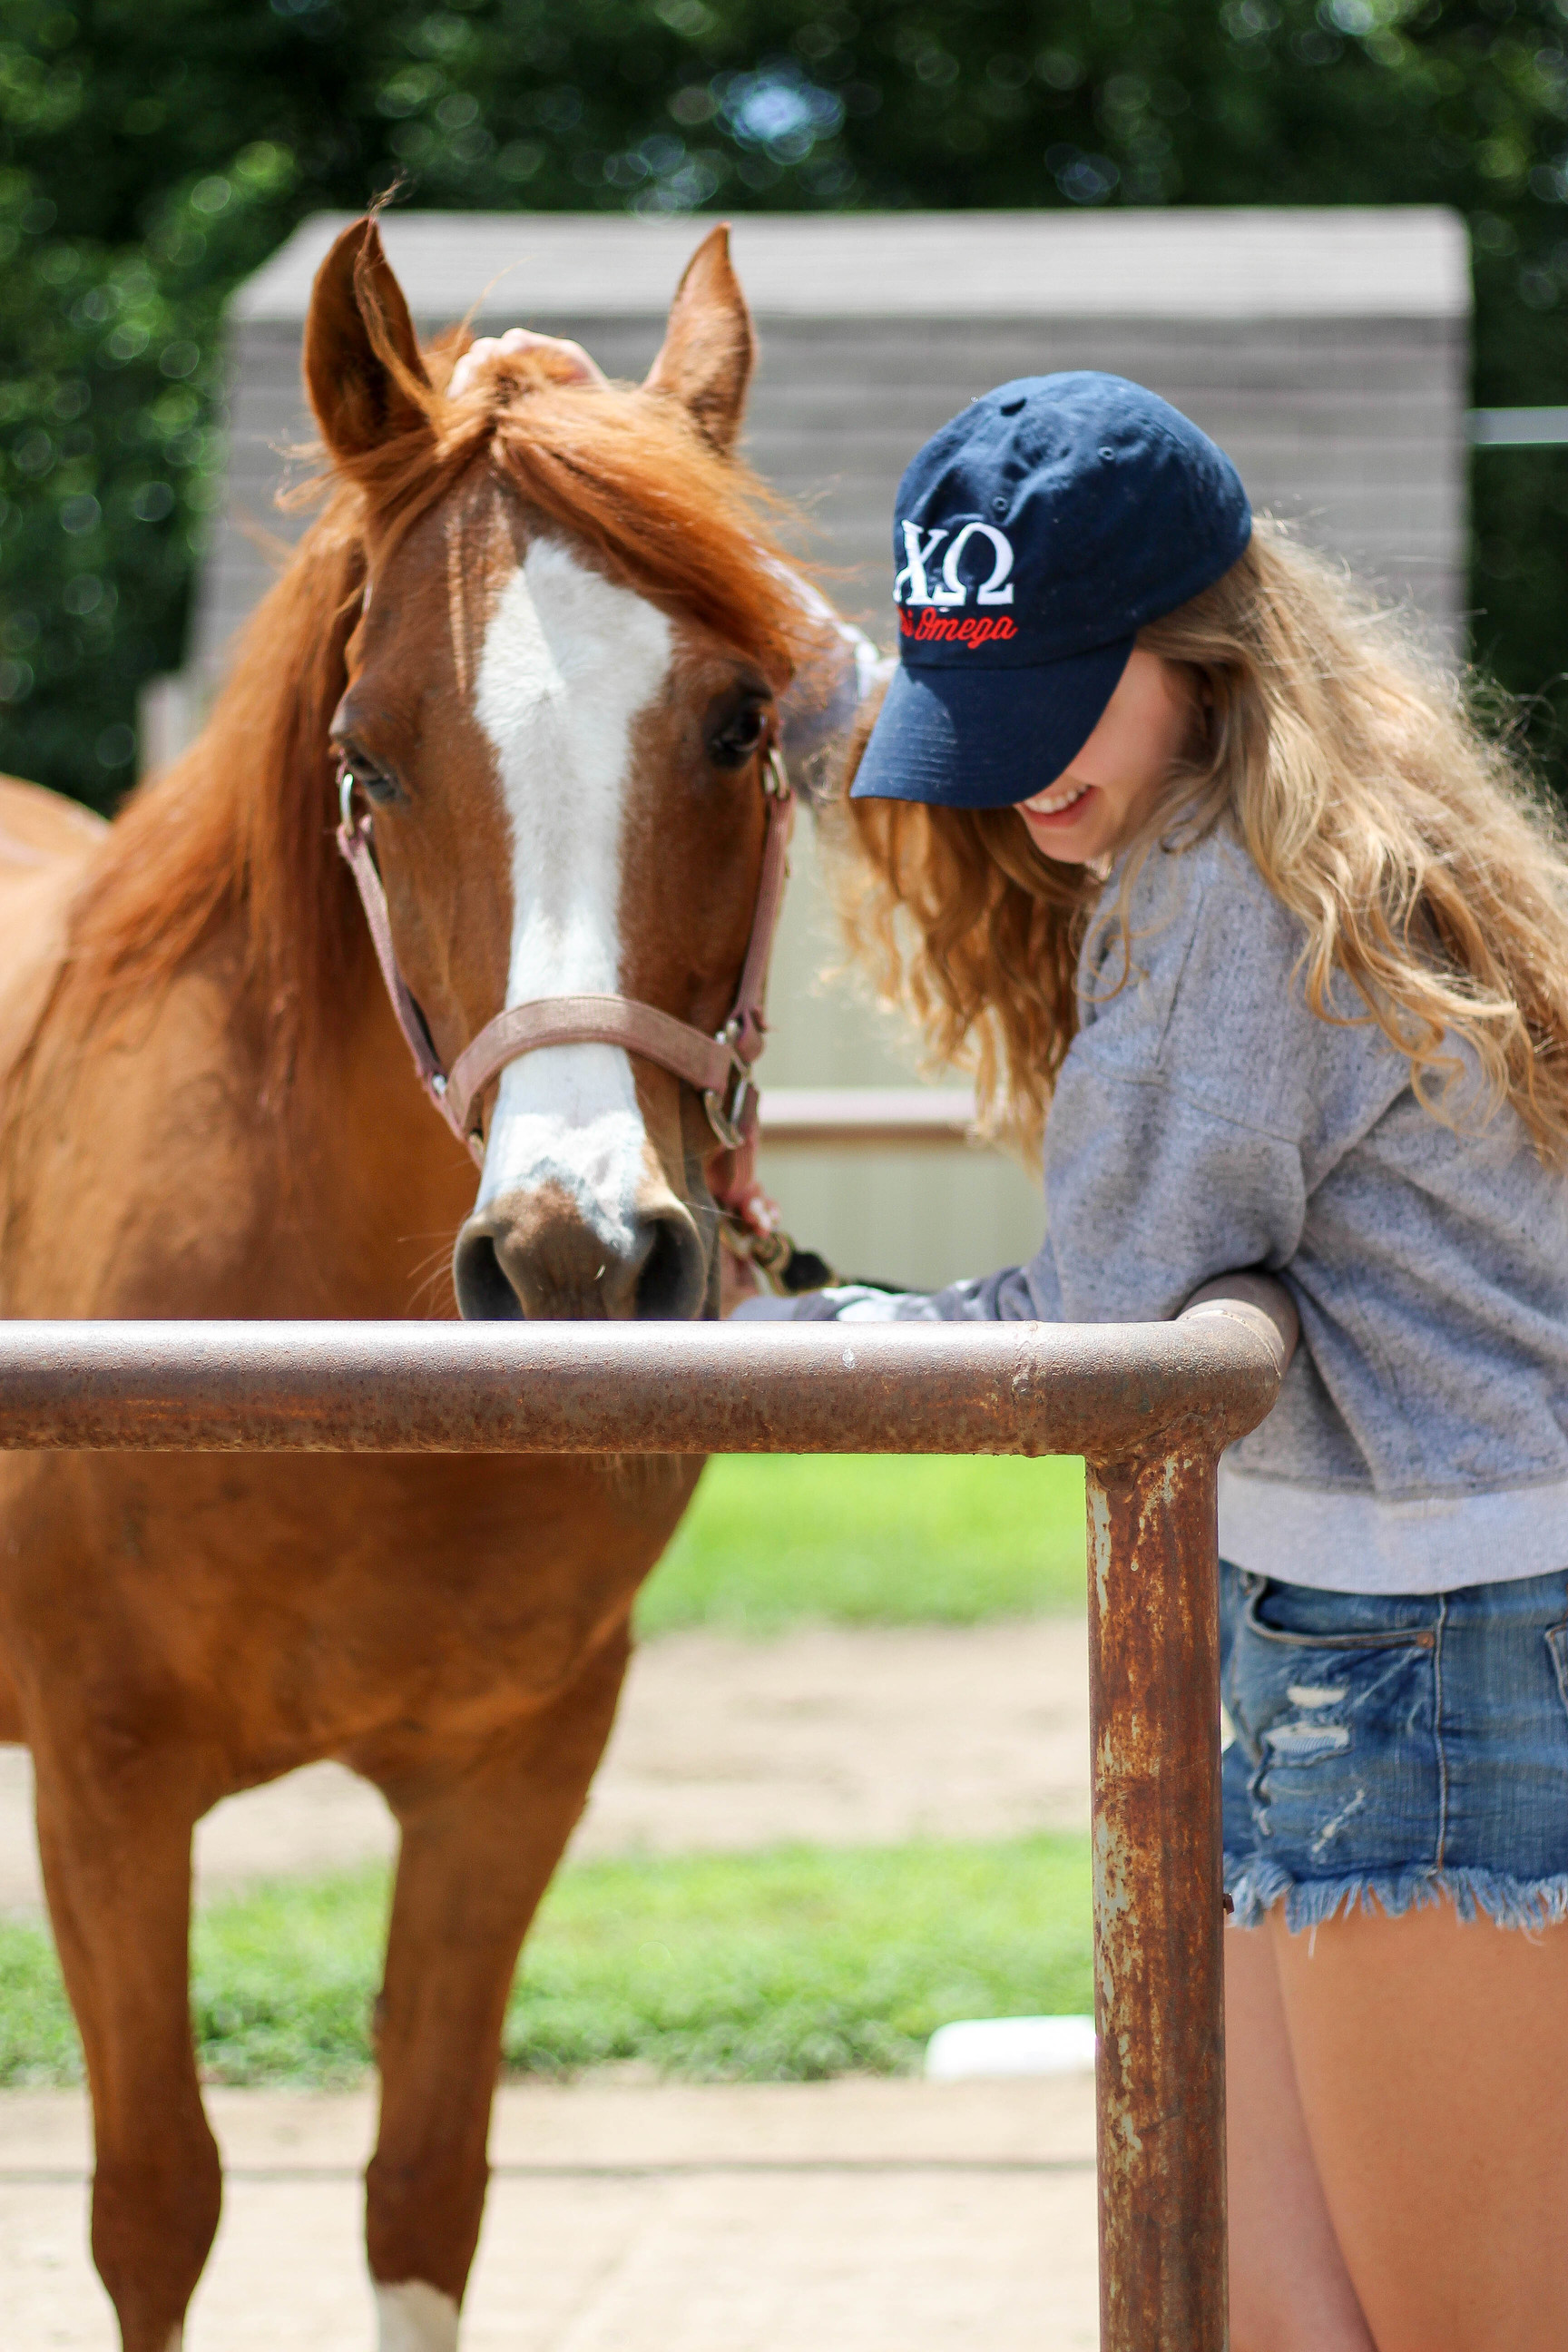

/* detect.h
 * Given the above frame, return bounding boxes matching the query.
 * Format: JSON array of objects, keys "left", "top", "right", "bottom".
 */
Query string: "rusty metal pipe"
[
  {"left": 1085, "top": 1277, "right": 1297, "bottom": 2352},
  {"left": 0, "top": 1279, "right": 1295, "bottom": 2346},
  {"left": 1087, "top": 1443, "right": 1227, "bottom": 2351},
  {"left": 0, "top": 1306, "right": 1285, "bottom": 1459}
]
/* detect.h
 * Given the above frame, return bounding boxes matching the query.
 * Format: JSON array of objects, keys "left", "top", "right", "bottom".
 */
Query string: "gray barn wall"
[
  {"left": 199, "top": 314, "right": 1465, "bottom": 667},
  {"left": 178, "top": 210, "right": 1470, "bottom": 1290}
]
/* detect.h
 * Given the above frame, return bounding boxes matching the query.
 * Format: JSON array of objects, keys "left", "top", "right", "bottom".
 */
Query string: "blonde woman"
[{"left": 741, "top": 374, "right": 1568, "bottom": 2352}]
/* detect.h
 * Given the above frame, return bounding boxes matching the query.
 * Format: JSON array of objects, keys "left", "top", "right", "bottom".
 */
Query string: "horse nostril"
[
  {"left": 632, "top": 1209, "right": 706, "bottom": 1321},
  {"left": 452, "top": 1224, "right": 524, "bottom": 1322},
  {"left": 451, "top": 1199, "right": 706, "bottom": 1321}
]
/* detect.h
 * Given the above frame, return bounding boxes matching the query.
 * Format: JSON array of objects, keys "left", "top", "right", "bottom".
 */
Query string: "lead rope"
[{"left": 710, "top": 1137, "right": 839, "bottom": 1296}]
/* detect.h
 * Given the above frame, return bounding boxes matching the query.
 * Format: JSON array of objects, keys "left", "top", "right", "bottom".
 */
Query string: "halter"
[{"left": 335, "top": 744, "right": 794, "bottom": 1169}]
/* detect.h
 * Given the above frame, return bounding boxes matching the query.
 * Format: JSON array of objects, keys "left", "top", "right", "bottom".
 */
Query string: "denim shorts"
[{"left": 1220, "top": 1559, "right": 1568, "bottom": 1931}]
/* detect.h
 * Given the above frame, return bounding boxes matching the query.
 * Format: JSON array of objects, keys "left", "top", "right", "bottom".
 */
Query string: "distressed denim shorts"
[{"left": 1220, "top": 1559, "right": 1568, "bottom": 1931}]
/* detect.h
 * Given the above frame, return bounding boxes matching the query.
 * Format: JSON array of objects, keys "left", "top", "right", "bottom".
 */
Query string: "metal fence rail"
[{"left": 0, "top": 1284, "right": 1295, "bottom": 2352}]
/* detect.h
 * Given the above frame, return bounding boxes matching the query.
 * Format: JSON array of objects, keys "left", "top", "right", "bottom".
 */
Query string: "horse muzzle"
[{"left": 452, "top": 1185, "right": 708, "bottom": 1321}]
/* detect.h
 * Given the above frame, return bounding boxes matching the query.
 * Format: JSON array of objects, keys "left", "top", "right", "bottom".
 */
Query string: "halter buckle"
[{"left": 703, "top": 1025, "right": 755, "bottom": 1150}]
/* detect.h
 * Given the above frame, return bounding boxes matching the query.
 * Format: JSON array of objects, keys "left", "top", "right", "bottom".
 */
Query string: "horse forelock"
[{"left": 340, "top": 340, "right": 816, "bottom": 694}]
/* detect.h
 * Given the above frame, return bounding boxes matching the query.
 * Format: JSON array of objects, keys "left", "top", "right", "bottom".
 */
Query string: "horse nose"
[{"left": 452, "top": 1191, "right": 707, "bottom": 1321}]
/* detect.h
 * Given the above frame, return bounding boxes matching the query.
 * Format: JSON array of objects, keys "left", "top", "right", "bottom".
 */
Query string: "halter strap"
[{"left": 336, "top": 747, "right": 792, "bottom": 1169}]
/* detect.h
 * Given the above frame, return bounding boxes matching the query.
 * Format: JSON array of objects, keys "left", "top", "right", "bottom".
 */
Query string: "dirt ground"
[{"left": 0, "top": 1618, "right": 1090, "bottom": 1915}]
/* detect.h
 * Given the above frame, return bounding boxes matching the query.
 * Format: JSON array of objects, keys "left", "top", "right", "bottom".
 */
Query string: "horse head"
[{"left": 304, "top": 217, "right": 816, "bottom": 1322}]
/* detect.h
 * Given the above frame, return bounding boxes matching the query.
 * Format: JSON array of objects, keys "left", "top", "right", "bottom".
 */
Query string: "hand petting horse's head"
[{"left": 304, "top": 218, "right": 811, "bottom": 1322}]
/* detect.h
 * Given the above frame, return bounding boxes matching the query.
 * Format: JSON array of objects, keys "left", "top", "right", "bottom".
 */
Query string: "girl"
[{"left": 746, "top": 371, "right": 1568, "bottom": 2352}]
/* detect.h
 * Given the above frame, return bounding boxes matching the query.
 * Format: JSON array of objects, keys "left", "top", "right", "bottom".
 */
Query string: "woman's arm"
[
  {"left": 746, "top": 1077, "right": 1308, "bottom": 1325},
  {"left": 744, "top": 832, "right": 1404, "bottom": 1327}
]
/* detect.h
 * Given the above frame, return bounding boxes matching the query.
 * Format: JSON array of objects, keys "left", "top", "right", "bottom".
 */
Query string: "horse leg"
[
  {"left": 0, "top": 1644, "right": 23, "bottom": 1741},
  {"left": 32, "top": 1728, "right": 218, "bottom": 2352},
  {"left": 363, "top": 1625, "right": 630, "bottom": 2349}
]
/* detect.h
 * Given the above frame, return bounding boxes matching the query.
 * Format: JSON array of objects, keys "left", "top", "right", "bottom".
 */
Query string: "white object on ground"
[{"left": 926, "top": 2016, "right": 1097, "bottom": 2082}]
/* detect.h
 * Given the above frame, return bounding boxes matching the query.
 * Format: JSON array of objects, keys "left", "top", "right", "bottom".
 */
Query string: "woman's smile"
[
  {"left": 1020, "top": 776, "right": 1095, "bottom": 826},
  {"left": 1014, "top": 647, "right": 1194, "bottom": 865},
  {"left": 1020, "top": 776, "right": 1091, "bottom": 832}
]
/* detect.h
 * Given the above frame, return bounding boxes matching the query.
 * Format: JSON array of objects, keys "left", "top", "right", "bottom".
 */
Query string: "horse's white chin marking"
[
  {"left": 376, "top": 2278, "right": 460, "bottom": 2352},
  {"left": 473, "top": 539, "right": 672, "bottom": 1250}
]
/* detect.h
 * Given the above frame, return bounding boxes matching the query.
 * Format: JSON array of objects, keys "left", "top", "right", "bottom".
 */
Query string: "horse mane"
[{"left": 52, "top": 337, "right": 818, "bottom": 1098}]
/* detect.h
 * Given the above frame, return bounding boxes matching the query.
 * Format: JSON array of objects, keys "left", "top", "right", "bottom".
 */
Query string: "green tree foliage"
[{"left": 6, "top": 0, "right": 1568, "bottom": 808}]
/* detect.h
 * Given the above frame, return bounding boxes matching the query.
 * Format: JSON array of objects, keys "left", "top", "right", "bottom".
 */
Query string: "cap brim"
[{"left": 850, "top": 637, "right": 1135, "bottom": 810}]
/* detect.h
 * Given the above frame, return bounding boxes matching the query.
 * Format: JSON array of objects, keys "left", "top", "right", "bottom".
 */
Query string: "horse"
[{"left": 0, "top": 216, "right": 828, "bottom": 2352}]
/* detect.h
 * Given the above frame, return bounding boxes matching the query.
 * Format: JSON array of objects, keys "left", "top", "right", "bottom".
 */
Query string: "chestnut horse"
[{"left": 0, "top": 219, "right": 822, "bottom": 2349}]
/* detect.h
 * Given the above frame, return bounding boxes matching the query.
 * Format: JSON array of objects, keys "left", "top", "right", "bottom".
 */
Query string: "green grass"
[
  {"left": 635, "top": 1454, "right": 1087, "bottom": 1637},
  {"left": 0, "top": 1921, "right": 82, "bottom": 2086},
  {"left": 0, "top": 1835, "right": 1092, "bottom": 2090}
]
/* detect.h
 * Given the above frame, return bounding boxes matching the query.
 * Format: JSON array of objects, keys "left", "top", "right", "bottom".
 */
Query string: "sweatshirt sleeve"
[{"left": 759, "top": 832, "right": 1406, "bottom": 1328}]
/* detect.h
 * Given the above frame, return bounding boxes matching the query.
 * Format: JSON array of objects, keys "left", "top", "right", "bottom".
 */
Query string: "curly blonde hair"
[{"left": 838, "top": 518, "right": 1568, "bottom": 1164}]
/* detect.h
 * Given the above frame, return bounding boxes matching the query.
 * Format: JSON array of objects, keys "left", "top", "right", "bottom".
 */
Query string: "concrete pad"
[
  {"left": 0, "top": 1620, "right": 1090, "bottom": 1916},
  {"left": 0, "top": 2079, "right": 1100, "bottom": 2350}
]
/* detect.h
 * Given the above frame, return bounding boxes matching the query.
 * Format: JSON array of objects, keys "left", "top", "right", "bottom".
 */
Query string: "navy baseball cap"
[{"left": 852, "top": 372, "right": 1251, "bottom": 810}]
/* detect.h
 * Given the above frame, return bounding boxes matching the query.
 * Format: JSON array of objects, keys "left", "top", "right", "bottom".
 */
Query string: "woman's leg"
[
  {"left": 1226, "top": 1916, "right": 1376, "bottom": 2352},
  {"left": 1271, "top": 1896, "right": 1568, "bottom": 2352}
]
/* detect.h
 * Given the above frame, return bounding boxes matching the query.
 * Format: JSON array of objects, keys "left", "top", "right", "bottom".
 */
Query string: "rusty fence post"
[
  {"left": 1084, "top": 1277, "right": 1298, "bottom": 2352},
  {"left": 1086, "top": 1440, "right": 1227, "bottom": 2352}
]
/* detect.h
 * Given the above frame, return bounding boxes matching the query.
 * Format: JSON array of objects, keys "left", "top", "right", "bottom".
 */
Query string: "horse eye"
[
  {"left": 346, "top": 759, "right": 399, "bottom": 807},
  {"left": 708, "top": 702, "right": 768, "bottom": 771}
]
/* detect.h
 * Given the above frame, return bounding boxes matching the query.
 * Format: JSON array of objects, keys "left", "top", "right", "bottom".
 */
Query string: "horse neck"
[
  {"left": 199, "top": 519, "right": 479, "bottom": 1311},
  {"left": 31, "top": 538, "right": 477, "bottom": 1317},
  {"left": 56, "top": 495, "right": 364, "bottom": 1082}
]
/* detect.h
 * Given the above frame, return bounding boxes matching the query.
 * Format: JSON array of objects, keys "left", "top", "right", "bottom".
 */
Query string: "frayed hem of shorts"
[{"left": 1223, "top": 1855, "right": 1568, "bottom": 1933}]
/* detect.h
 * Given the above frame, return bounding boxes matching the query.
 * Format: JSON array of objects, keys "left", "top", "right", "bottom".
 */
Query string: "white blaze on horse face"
[
  {"left": 472, "top": 537, "right": 672, "bottom": 1247},
  {"left": 376, "top": 2280, "right": 459, "bottom": 2352}
]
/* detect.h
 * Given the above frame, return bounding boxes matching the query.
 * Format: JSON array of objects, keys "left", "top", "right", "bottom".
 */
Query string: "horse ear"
[
  {"left": 642, "top": 224, "right": 754, "bottom": 456},
  {"left": 304, "top": 217, "right": 432, "bottom": 464}
]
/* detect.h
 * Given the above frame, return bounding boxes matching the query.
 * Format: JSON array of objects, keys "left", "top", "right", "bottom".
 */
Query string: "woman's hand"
[{"left": 719, "top": 1240, "right": 762, "bottom": 1317}]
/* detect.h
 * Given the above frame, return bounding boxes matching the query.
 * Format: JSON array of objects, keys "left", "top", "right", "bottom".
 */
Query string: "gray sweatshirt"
[{"left": 764, "top": 824, "right": 1568, "bottom": 1594}]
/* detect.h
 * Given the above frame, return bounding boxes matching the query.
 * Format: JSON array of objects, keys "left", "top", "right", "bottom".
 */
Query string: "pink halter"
[{"left": 336, "top": 746, "right": 793, "bottom": 1169}]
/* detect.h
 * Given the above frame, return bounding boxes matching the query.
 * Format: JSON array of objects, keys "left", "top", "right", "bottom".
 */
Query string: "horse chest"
[{"left": 1, "top": 1449, "right": 699, "bottom": 1766}]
